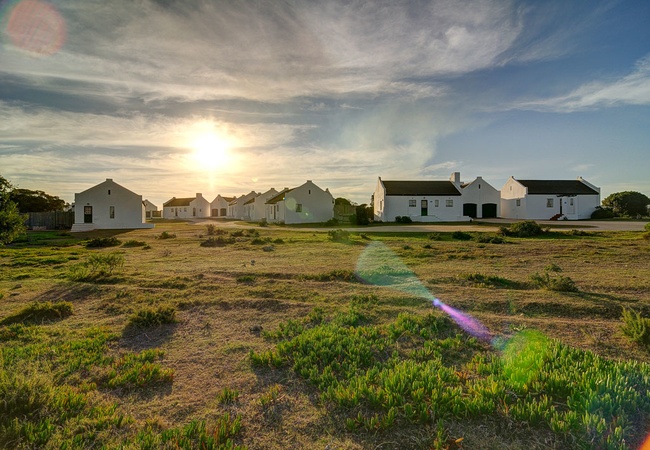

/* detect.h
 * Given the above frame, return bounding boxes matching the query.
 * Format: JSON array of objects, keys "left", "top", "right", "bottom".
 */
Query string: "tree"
[
  {"left": 0, "top": 175, "right": 26, "bottom": 245},
  {"left": 334, "top": 197, "right": 352, "bottom": 206},
  {"left": 602, "top": 191, "right": 650, "bottom": 217},
  {"left": 10, "top": 188, "right": 66, "bottom": 213}
]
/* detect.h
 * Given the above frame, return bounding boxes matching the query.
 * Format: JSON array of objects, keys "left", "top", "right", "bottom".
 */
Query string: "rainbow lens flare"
[{"left": 2, "top": 0, "right": 66, "bottom": 55}]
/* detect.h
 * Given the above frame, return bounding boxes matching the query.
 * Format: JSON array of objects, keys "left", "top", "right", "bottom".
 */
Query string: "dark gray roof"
[
  {"left": 164, "top": 197, "right": 194, "bottom": 207},
  {"left": 383, "top": 181, "right": 461, "bottom": 196},
  {"left": 517, "top": 180, "right": 598, "bottom": 195}
]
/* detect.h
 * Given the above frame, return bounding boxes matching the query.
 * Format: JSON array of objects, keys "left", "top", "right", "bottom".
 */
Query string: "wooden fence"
[
  {"left": 23, "top": 211, "right": 75, "bottom": 230},
  {"left": 334, "top": 204, "right": 356, "bottom": 223}
]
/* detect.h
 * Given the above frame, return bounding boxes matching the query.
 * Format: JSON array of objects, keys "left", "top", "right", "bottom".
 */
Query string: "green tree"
[
  {"left": 334, "top": 197, "right": 352, "bottom": 206},
  {"left": 602, "top": 191, "right": 650, "bottom": 217},
  {"left": 10, "top": 188, "right": 66, "bottom": 212},
  {"left": 0, "top": 175, "right": 26, "bottom": 245}
]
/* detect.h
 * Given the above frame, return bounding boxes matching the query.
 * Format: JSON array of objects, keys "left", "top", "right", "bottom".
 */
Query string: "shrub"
[
  {"left": 250, "top": 238, "right": 267, "bottom": 245},
  {"left": 236, "top": 275, "right": 255, "bottom": 283},
  {"left": 231, "top": 230, "right": 244, "bottom": 237},
  {"left": 591, "top": 207, "right": 615, "bottom": 219},
  {"left": 86, "top": 237, "right": 121, "bottom": 248},
  {"left": 529, "top": 269, "right": 578, "bottom": 292},
  {"left": 259, "top": 218, "right": 268, "bottom": 227},
  {"left": 87, "top": 252, "right": 124, "bottom": 275},
  {"left": 216, "top": 387, "right": 239, "bottom": 404},
  {"left": 428, "top": 233, "right": 442, "bottom": 241},
  {"left": 128, "top": 305, "right": 177, "bottom": 327},
  {"left": 157, "top": 231, "right": 176, "bottom": 239},
  {"left": 246, "top": 229, "right": 259, "bottom": 237},
  {"left": 206, "top": 224, "right": 217, "bottom": 235},
  {"left": 395, "top": 216, "right": 413, "bottom": 223},
  {"left": 324, "top": 218, "right": 339, "bottom": 227},
  {"left": 645, "top": 223, "right": 650, "bottom": 232},
  {"left": 460, "top": 273, "right": 513, "bottom": 288},
  {"left": 299, "top": 270, "right": 357, "bottom": 282},
  {"left": 620, "top": 308, "right": 650, "bottom": 347},
  {"left": 273, "top": 238, "right": 284, "bottom": 244},
  {"left": 452, "top": 231, "right": 472, "bottom": 241},
  {"left": 200, "top": 236, "right": 234, "bottom": 247},
  {"left": 0, "top": 301, "right": 73, "bottom": 324},
  {"left": 122, "top": 240, "right": 146, "bottom": 247},
  {"left": 328, "top": 229, "right": 350, "bottom": 242},
  {"left": 501, "top": 221, "right": 544, "bottom": 238},
  {"left": 568, "top": 229, "right": 590, "bottom": 236},
  {"left": 360, "top": 233, "right": 370, "bottom": 240},
  {"left": 473, "top": 233, "right": 505, "bottom": 244},
  {"left": 602, "top": 191, "right": 650, "bottom": 216}
]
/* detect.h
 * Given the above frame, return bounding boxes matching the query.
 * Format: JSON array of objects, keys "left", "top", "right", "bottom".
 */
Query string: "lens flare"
[
  {"left": 2, "top": 0, "right": 66, "bottom": 55},
  {"left": 355, "top": 241, "right": 492, "bottom": 341}
]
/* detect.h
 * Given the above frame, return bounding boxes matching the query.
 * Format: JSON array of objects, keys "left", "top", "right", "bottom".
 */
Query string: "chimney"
[
  {"left": 307, "top": 180, "right": 312, "bottom": 184},
  {"left": 106, "top": 178, "right": 113, "bottom": 182},
  {"left": 450, "top": 172, "right": 460, "bottom": 184},
  {"left": 196, "top": 193, "right": 202, "bottom": 198}
]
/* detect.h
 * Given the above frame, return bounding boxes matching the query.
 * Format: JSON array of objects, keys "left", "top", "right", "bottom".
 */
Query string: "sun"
[{"left": 192, "top": 133, "right": 229, "bottom": 168}]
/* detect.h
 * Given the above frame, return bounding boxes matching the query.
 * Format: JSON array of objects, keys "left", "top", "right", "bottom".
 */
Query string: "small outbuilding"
[
  {"left": 71, "top": 179, "right": 154, "bottom": 232},
  {"left": 143, "top": 199, "right": 159, "bottom": 218},
  {"left": 460, "top": 176, "right": 500, "bottom": 219},
  {"left": 210, "top": 195, "right": 235, "bottom": 218},
  {"left": 500, "top": 177, "right": 600, "bottom": 220}
]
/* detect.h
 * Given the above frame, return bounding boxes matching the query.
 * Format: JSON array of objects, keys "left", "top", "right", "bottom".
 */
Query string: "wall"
[
  {"left": 460, "top": 177, "right": 501, "bottom": 218},
  {"left": 373, "top": 178, "right": 386, "bottom": 221},
  {"left": 383, "top": 195, "right": 466, "bottom": 222},
  {"left": 209, "top": 197, "right": 229, "bottom": 217},
  {"left": 250, "top": 189, "right": 278, "bottom": 221},
  {"left": 163, "top": 195, "right": 210, "bottom": 219},
  {"left": 281, "top": 181, "right": 334, "bottom": 224},
  {"left": 74, "top": 180, "right": 153, "bottom": 229},
  {"left": 500, "top": 178, "right": 528, "bottom": 219}
]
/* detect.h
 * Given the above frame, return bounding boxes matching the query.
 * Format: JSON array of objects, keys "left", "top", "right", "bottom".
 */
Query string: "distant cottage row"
[{"left": 70, "top": 173, "right": 600, "bottom": 231}]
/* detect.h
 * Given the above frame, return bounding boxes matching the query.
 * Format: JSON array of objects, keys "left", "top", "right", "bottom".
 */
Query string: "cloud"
[{"left": 514, "top": 54, "right": 650, "bottom": 112}]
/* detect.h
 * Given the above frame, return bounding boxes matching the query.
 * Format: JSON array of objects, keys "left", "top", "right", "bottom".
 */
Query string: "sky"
[{"left": 1, "top": 0, "right": 649, "bottom": 207}]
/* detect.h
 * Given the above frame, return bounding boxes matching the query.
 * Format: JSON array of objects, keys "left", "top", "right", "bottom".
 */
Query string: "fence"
[
  {"left": 23, "top": 211, "right": 75, "bottom": 230},
  {"left": 333, "top": 204, "right": 356, "bottom": 223}
]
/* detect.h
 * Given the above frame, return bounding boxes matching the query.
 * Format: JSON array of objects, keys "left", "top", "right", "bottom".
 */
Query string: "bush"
[
  {"left": 529, "top": 269, "right": 578, "bottom": 292},
  {"left": 428, "top": 233, "right": 442, "bottom": 241},
  {"left": 206, "top": 224, "right": 217, "bottom": 235},
  {"left": 1, "top": 301, "right": 73, "bottom": 324},
  {"left": 460, "top": 273, "right": 513, "bottom": 288},
  {"left": 602, "top": 191, "right": 650, "bottom": 216},
  {"left": 328, "top": 229, "right": 350, "bottom": 242},
  {"left": 231, "top": 230, "right": 244, "bottom": 237},
  {"left": 122, "top": 240, "right": 146, "bottom": 247},
  {"left": 272, "top": 238, "right": 284, "bottom": 244},
  {"left": 500, "top": 221, "right": 544, "bottom": 238},
  {"left": 591, "top": 207, "right": 615, "bottom": 219},
  {"left": 452, "top": 231, "right": 472, "bottom": 241},
  {"left": 86, "top": 237, "right": 121, "bottom": 248},
  {"left": 236, "top": 275, "right": 255, "bottom": 283},
  {"left": 568, "top": 229, "right": 591, "bottom": 236},
  {"left": 157, "top": 231, "right": 176, "bottom": 239},
  {"left": 473, "top": 233, "right": 505, "bottom": 244},
  {"left": 395, "top": 216, "right": 413, "bottom": 223},
  {"left": 200, "top": 236, "right": 235, "bottom": 247},
  {"left": 620, "top": 308, "right": 650, "bottom": 347},
  {"left": 645, "top": 223, "right": 650, "bottom": 232},
  {"left": 87, "top": 252, "right": 124, "bottom": 275},
  {"left": 259, "top": 218, "right": 268, "bottom": 227},
  {"left": 128, "top": 305, "right": 177, "bottom": 327},
  {"left": 324, "top": 218, "right": 339, "bottom": 227}
]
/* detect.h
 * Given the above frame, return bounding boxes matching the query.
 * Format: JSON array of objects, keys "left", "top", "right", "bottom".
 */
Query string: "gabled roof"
[
  {"left": 164, "top": 197, "right": 194, "bottom": 207},
  {"left": 382, "top": 181, "right": 461, "bottom": 196},
  {"left": 517, "top": 180, "right": 599, "bottom": 195},
  {"left": 244, "top": 198, "right": 255, "bottom": 205},
  {"left": 222, "top": 196, "right": 235, "bottom": 202},
  {"left": 266, "top": 188, "right": 295, "bottom": 204}
]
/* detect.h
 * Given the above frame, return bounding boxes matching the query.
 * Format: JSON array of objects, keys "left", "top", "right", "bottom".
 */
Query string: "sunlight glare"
[{"left": 192, "top": 132, "right": 229, "bottom": 169}]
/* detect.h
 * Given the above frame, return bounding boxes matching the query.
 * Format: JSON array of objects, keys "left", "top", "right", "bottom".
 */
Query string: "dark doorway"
[
  {"left": 421, "top": 199, "right": 428, "bottom": 216},
  {"left": 84, "top": 206, "right": 92, "bottom": 223},
  {"left": 463, "top": 203, "right": 477, "bottom": 218},
  {"left": 482, "top": 203, "right": 497, "bottom": 218},
  {"left": 220, "top": 208, "right": 227, "bottom": 216},
  {"left": 211, "top": 209, "right": 217, "bottom": 217}
]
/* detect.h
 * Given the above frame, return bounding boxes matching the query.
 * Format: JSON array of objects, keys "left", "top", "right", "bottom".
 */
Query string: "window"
[
  {"left": 108, "top": 189, "right": 111, "bottom": 195},
  {"left": 409, "top": 200, "right": 416, "bottom": 207},
  {"left": 478, "top": 184, "right": 481, "bottom": 189},
  {"left": 446, "top": 199, "right": 453, "bottom": 207},
  {"left": 109, "top": 206, "right": 115, "bottom": 219},
  {"left": 516, "top": 199, "right": 521, "bottom": 207},
  {"left": 308, "top": 190, "right": 311, "bottom": 194},
  {"left": 435, "top": 200, "right": 439, "bottom": 207},
  {"left": 547, "top": 198, "right": 554, "bottom": 208},
  {"left": 570, "top": 198, "right": 574, "bottom": 206},
  {"left": 184, "top": 207, "right": 187, "bottom": 212},
  {"left": 296, "top": 204, "right": 302, "bottom": 212}
]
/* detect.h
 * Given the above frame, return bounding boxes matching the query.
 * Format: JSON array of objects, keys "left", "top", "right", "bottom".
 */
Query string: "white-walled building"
[
  {"left": 266, "top": 181, "right": 334, "bottom": 224},
  {"left": 245, "top": 188, "right": 279, "bottom": 221},
  {"left": 228, "top": 191, "right": 259, "bottom": 220},
  {"left": 460, "top": 176, "right": 500, "bottom": 219},
  {"left": 373, "top": 174, "right": 468, "bottom": 222},
  {"left": 500, "top": 177, "right": 600, "bottom": 220},
  {"left": 210, "top": 195, "right": 235, "bottom": 218},
  {"left": 162, "top": 193, "right": 210, "bottom": 219},
  {"left": 143, "top": 199, "right": 159, "bottom": 218},
  {"left": 71, "top": 179, "right": 154, "bottom": 232}
]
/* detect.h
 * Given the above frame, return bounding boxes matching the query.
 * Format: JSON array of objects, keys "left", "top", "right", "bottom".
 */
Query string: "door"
[
  {"left": 463, "top": 203, "right": 477, "bottom": 218},
  {"left": 481, "top": 203, "right": 497, "bottom": 218},
  {"left": 193, "top": 207, "right": 196, "bottom": 217},
  {"left": 175, "top": 208, "right": 178, "bottom": 217},
  {"left": 421, "top": 199, "right": 428, "bottom": 216},
  {"left": 567, "top": 198, "right": 576, "bottom": 215},
  {"left": 84, "top": 206, "right": 92, "bottom": 223}
]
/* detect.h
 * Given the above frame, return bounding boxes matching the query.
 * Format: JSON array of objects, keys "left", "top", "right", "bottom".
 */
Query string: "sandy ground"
[{"left": 190, "top": 218, "right": 648, "bottom": 232}]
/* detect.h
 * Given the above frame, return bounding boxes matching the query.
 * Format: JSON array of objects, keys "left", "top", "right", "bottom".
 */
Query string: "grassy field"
[{"left": 1, "top": 223, "right": 650, "bottom": 449}]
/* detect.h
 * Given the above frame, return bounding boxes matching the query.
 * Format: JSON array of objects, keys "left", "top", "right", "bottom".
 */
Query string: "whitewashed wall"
[{"left": 460, "top": 177, "right": 500, "bottom": 218}]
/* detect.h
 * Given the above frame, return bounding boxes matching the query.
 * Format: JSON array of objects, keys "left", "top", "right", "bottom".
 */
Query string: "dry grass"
[{"left": 0, "top": 224, "right": 649, "bottom": 448}]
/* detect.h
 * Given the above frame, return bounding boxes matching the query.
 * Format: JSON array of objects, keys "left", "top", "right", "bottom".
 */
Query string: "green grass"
[
  {"left": 216, "top": 387, "right": 240, "bottom": 404},
  {"left": 1, "top": 301, "right": 73, "bottom": 324},
  {"left": 128, "top": 305, "right": 177, "bottom": 327}
]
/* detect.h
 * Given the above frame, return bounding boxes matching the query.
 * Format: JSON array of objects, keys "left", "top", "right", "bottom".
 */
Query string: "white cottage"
[
  {"left": 162, "top": 193, "right": 210, "bottom": 219},
  {"left": 143, "top": 199, "right": 159, "bottom": 218},
  {"left": 500, "top": 177, "right": 600, "bottom": 220},
  {"left": 246, "top": 188, "right": 279, "bottom": 221},
  {"left": 459, "top": 175, "right": 500, "bottom": 219},
  {"left": 71, "top": 179, "right": 154, "bottom": 232},
  {"left": 373, "top": 174, "right": 468, "bottom": 222},
  {"left": 265, "top": 181, "right": 334, "bottom": 224},
  {"left": 228, "top": 191, "right": 259, "bottom": 220},
  {"left": 210, "top": 195, "right": 235, "bottom": 218}
]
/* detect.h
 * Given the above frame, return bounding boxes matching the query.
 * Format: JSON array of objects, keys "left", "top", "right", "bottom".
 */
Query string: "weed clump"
[
  {"left": 459, "top": 273, "right": 514, "bottom": 288},
  {"left": 428, "top": 232, "right": 442, "bottom": 241},
  {"left": 328, "top": 229, "right": 350, "bottom": 242},
  {"left": 473, "top": 233, "right": 505, "bottom": 244},
  {"left": 122, "top": 240, "right": 146, "bottom": 247},
  {"left": 395, "top": 216, "right": 413, "bottom": 223},
  {"left": 68, "top": 252, "right": 125, "bottom": 281},
  {"left": 231, "top": 230, "right": 244, "bottom": 237},
  {"left": 128, "top": 305, "right": 177, "bottom": 327},
  {"left": 1, "top": 301, "right": 73, "bottom": 325},
  {"left": 216, "top": 387, "right": 240, "bottom": 404},
  {"left": 500, "top": 221, "right": 546, "bottom": 238},
  {"left": 86, "top": 237, "right": 121, "bottom": 248},
  {"left": 620, "top": 308, "right": 650, "bottom": 347},
  {"left": 529, "top": 267, "right": 578, "bottom": 292},
  {"left": 299, "top": 270, "right": 357, "bottom": 282},
  {"left": 451, "top": 231, "right": 472, "bottom": 241},
  {"left": 200, "top": 236, "right": 235, "bottom": 247},
  {"left": 236, "top": 275, "right": 255, "bottom": 283},
  {"left": 156, "top": 231, "right": 176, "bottom": 239}
]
